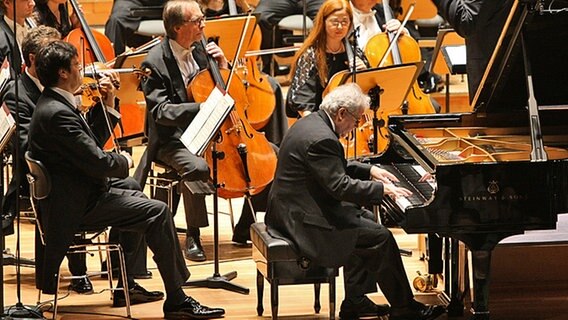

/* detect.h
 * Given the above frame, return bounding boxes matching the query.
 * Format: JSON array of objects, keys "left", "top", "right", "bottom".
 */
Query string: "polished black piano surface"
[{"left": 371, "top": 0, "right": 568, "bottom": 318}]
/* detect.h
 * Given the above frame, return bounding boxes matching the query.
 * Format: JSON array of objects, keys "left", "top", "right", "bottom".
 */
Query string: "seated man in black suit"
[
  {"left": 0, "top": 0, "right": 35, "bottom": 78},
  {"left": 265, "top": 83, "right": 446, "bottom": 320},
  {"left": 28, "top": 40, "right": 225, "bottom": 319},
  {"left": 1, "top": 25, "right": 153, "bottom": 295}
]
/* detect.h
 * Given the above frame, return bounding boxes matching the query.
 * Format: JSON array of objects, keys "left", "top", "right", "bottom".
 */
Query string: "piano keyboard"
[{"left": 382, "top": 163, "right": 436, "bottom": 211}]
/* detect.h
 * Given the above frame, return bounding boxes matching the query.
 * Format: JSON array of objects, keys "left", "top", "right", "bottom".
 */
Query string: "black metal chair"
[
  {"left": 250, "top": 222, "right": 337, "bottom": 319},
  {"left": 24, "top": 151, "right": 131, "bottom": 319}
]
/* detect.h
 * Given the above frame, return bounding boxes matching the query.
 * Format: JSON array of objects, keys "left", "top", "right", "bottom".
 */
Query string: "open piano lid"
[{"left": 471, "top": 0, "right": 568, "bottom": 113}]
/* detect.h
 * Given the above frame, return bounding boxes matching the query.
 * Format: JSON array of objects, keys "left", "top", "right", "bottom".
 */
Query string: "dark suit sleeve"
[
  {"left": 141, "top": 60, "right": 201, "bottom": 128},
  {"left": 306, "top": 137, "right": 383, "bottom": 205},
  {"left": 433, "top": 0, "right": 492, "bottom": 37},
  {"left": 49, "top": 108, "right": 129, "bottom": 179},
  {"left": 3, "top": 81, "right": 32, "bottom": 154}
]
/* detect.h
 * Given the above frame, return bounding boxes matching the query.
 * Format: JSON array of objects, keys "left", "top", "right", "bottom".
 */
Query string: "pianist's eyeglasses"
[{"left": 344, "top": 108, "right": 361, "bottom": 126}]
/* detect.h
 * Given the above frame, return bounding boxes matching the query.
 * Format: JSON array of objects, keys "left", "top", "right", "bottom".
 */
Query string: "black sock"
[
  {"left": 187, "top": 226, "right": 200, "bottom": 239},
  {"left": 166, "top": 287, "right": 187, "bottom": 306}
]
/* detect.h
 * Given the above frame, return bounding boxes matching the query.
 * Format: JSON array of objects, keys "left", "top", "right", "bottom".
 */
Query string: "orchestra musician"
[
  {"left": 349, "top": 0, "right": 407, "bottom": 51},
  {"left": 104, "top": 0, "right": 165, "bottom": 56},
  {"left": 265, "top": 83, "right": 446, "bottom": 320},
  {"left": 1, "top": 25, "right": 154, "bottom": 294},
  {"left": 254, "top": 0, "right": 324, "bottom": 75},
  {"left": 32, "top": 0, "right": 80, "bottom": 37},
  {"left": 0, "top": 0, "right": 35, "bottom": 77},
  {"left": 134, "top": 0, "right": 228, "bottom": 261},
  {"left": 286, "top": 0, "right": 366, "bottom": 118},
  {"left": 28, "top": 39, "right": 225, "bottom": 319},
  {"left": 433, "top": 0, "right": 514, "bottom": 99}
]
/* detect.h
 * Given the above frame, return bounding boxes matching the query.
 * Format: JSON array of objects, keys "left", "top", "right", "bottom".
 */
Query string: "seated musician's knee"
[{"left": 180, "top": 160, "right": 210, "bottom": 182}]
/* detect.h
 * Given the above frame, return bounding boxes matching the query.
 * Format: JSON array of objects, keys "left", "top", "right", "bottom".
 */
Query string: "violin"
[{"left": 189, "top": 37, "right": 277, "bottom": 199}]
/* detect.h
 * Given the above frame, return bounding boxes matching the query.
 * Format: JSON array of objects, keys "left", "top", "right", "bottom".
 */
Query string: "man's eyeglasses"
[
  {"left": 185, "top": 16, "right": 206, "bottom": 26},
  {"left": 344, "top": 108, "right": 362, "bottom": 126},
  {"left": 327, "top": 19, "right": 350, "bottom": 28}
]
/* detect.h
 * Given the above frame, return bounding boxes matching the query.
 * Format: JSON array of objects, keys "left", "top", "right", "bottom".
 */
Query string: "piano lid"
[{"left": 472, "top": 0, "right": 568, "bottom": 113}]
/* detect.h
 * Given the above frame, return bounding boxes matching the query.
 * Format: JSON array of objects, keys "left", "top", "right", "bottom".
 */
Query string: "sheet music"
[
  {"left": 442, "top": 45, "right": 467, "bottom": 74},
  {"left": 0, "top": 58, "right": 11, "bottom": 94},
  {"left": 0, "top": 102, "right": 16, "bottom": 152},
  {"left": 180, "top": 86, "right": 234, "bottom": 156}
]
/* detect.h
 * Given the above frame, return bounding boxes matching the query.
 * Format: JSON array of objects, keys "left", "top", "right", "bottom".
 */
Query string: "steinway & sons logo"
[{"left": 459, "top": 180, "right": 529, "bottom": 202}]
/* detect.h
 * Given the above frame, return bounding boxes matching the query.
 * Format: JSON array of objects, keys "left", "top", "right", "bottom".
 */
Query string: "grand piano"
[{"left": 374, "top": 0, "right": 568, "bottom": 318}]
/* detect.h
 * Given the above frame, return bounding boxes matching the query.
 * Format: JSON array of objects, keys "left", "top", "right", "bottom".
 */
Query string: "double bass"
[{"left": 189, "top": 37, "right": 277, "bottom": 199}]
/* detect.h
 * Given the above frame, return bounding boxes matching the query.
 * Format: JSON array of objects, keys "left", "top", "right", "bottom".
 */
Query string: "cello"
[
  {"left": 189, "top": 37, "right": 277, "bottom": 199},
  {"left": 226, "top": 0, "right": 276, "bottom": 130}
]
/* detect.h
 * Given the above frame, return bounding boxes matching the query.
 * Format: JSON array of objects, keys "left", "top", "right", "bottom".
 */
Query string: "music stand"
[
  {"left": 203, "top": 14, "right": 257, "bottom": 64},
  {"left": 428, "top": 29, "right": 465, "bottom": 113},
  {"left": 180, "top": 86, "right": 251, "bottom": 294},
  {"left": 325, "top": 62, "right": 422, "bottom": 157}
]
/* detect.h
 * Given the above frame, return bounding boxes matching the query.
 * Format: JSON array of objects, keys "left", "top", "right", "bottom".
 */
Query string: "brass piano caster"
[{"left": 413, "top": 271, "right": 439, "bottom": 292}]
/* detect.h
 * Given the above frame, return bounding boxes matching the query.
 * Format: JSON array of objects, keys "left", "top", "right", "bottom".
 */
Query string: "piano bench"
[{"left": 250, "top": 222, "right": 337, "bottom": 319}]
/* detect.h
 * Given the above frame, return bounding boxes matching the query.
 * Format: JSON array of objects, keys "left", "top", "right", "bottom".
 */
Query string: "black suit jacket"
[
  {"left": 0, "top": 16, "right": 22, "bottom": 78},
  {"left": 265, "top": 110, "right": 384, "bottom": 268},
  {"left": 433, "top": 0, "right": 513, "bottom": 98},
  {"left": 134, "top": 38, "right": 208, "bottom": 187},
  {"left": 29, "top": 88, "right": 129, "bottom": 292}
]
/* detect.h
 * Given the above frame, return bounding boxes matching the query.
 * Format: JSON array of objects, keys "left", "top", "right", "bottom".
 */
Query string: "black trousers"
[
  {"left": 156, "top": 141, "right": 210, "bottom": 231},
  {"left": 254, "top": 0, "right": 324, "bottom": 72},
  {"left": 104, "top": 0, "right": 165, "bottom": 55},
  {"left": 68, "top": 177, "right": 148, "bottom": 276},
  {"left": 342, "top": 210, "right": 414, "bottom": 308},
  {"left": 79, "top": 188, "right": 189, "bottom": 293}
]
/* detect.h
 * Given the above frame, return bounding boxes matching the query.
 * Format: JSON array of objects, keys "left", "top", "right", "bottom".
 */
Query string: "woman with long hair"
[
  {"left": 286, "top": 0, "right": 366, "bottom": 118},
  {"left": 33, "top": 0, "right": 80, "bottom": 37}
]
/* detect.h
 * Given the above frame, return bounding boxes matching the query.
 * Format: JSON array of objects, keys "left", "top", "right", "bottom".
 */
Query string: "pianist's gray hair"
[{"left": 320, "top": 83, "right": 370, "bottom": 117}]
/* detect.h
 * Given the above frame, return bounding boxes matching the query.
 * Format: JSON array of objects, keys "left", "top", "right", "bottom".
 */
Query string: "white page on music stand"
[{"left": 180, "top": 86, "right": 234, "bottom": 155}]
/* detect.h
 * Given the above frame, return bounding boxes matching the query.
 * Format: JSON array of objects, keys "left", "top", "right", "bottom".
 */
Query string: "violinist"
[
  {"left": 286, "top": 0, "right": 366, "bottom": 118},
  {"left": 0, "top": 0, "right": 35, "bottom": 77},
  {"left": 32, "top": 0, "right": 80, "bottom": 37},
  {"left": 134, "top": 0, "right": 228, "bottom": 262},
  {"left": 2, "top": 26, "right": 153, "bottom": 294}
]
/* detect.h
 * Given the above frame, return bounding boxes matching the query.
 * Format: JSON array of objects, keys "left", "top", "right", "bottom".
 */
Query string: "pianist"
[{"left": 265, "top": 83, "right": 445, "bottom": 320}]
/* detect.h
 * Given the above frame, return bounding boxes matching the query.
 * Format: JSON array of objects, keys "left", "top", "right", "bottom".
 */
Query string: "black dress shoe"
[
  {"left": 133, "top": 270, "right": 153, "bottom": 280},
  {"left": 163, "top": 296, "right": 225, "bottom": 319},
  {"left": 69, "top": 276, "right": 94, "bottom": 294},
  {"left": 231, "top": 228, "right": 250, "bottom": 245},
  {"left": 184, "top": 236, "right": 206, "bottom": 262},
  {"left": 113, "top": 283, "right": 164, "bottom": 307},
  {"left": 339, "top": 296, "right": 390, "bottom": 319},
  {"left": 390, "top": 300, "right": 445, "bottom": 320}
]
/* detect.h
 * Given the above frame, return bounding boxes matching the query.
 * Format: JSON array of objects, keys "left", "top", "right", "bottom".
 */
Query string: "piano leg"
[
  {"left": 470, "top": 250, "right": 492, "bottom": 320},
  {"left": 445, "top": 238, "right": 467, "bottom": 317}
]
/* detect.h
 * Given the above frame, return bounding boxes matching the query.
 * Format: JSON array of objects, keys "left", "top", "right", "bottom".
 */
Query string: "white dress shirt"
[
  {"left": 169, "top": 39, "right": 200, "bottom": 86},
  {"left": 351, "top": 5, "right": 381, "bottom": 50}
]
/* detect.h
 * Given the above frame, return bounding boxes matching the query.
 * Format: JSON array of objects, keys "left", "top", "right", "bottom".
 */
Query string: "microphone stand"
[{"left": 3, "top": 4, "right": 44, "bottom": 319}]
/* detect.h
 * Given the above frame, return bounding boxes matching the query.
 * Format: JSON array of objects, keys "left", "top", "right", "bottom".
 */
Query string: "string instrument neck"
[
  {"left": 382, "top": 0, "right": 402, "bottom": 65},
  {"left": 68, "top": 0, "right": 106, "bottom": 63}
]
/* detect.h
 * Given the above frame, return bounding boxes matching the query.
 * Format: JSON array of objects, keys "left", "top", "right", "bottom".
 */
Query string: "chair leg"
[
  {"left": 256, "top": 270, "right": 264, "bottom": 316},
  {"left": 245, "top": 195, "right": 257, "bottom": 223},
  {"left": 116, "top": 245, "right": 132, "bottom": 318},
  {"left": 52, "top": 272, "right": 61, "bottom": 320},
  {"left": 270, "top": 278, "right": 279, "bottom": 320},
  {"left": 228, "top": 198, "right": 235, "bottom": 232},
  {"left": 314, "top": 283, "right": 321, "bottom": 313},
  {"left": 329, "top": 277, "right": 336, "bottom": 320}
]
